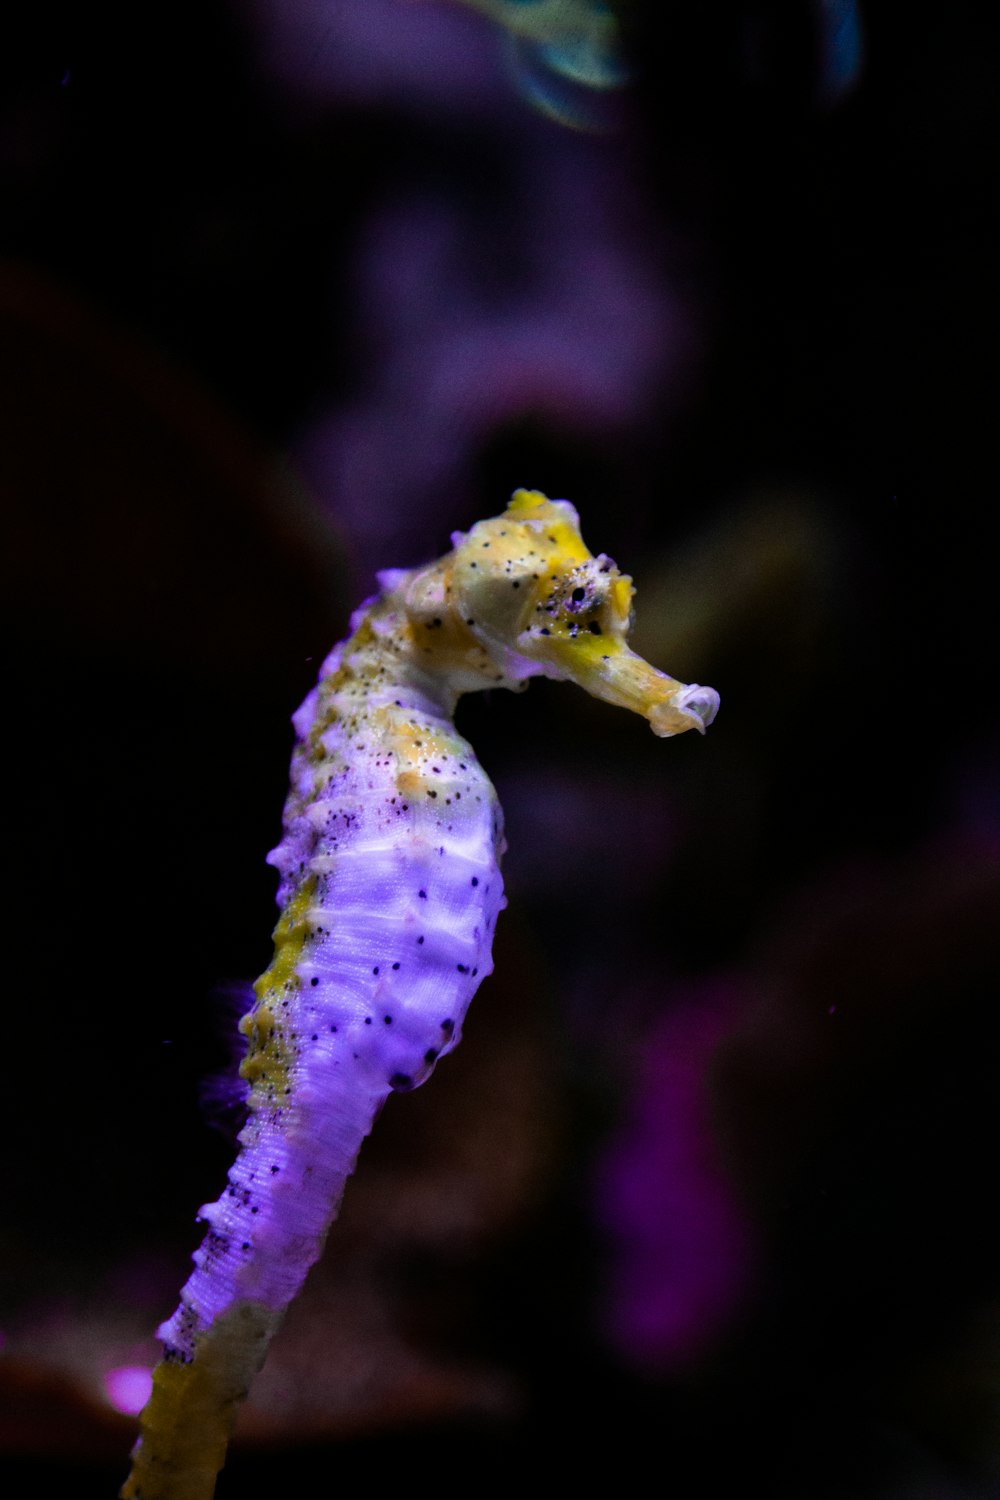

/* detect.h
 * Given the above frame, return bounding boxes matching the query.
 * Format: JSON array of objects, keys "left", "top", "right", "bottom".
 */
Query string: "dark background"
[{"left": 2, "top": 3, "right": 997, "bottom": 1495}]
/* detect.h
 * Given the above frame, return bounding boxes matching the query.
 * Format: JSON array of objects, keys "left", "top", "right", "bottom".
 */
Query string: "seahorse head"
[{"left": 445, "top": 490, "right": 719, "bottom": 737}]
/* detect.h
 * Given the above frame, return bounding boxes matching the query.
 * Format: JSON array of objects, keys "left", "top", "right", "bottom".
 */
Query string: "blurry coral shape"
[
  {"left": 297, "top": 144, "right": 686, "bottom": 573},
  {"left": 245, "top": 0, "right": 692, "bottom": 573},
  {"left": 596, "top": 983, "right": 760, "bottom": 1369}
]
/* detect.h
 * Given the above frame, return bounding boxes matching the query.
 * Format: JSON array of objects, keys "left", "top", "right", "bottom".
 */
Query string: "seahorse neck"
[{"left": 322, "top": 586, "right": 482, "bottom": 727}]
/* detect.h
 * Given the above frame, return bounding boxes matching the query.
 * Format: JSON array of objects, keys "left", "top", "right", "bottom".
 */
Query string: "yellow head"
[{"left": 445, "top": 489, "right": 719, "bottom": 736}]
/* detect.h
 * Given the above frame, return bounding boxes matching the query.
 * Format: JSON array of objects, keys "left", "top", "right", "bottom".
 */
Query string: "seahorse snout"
[
  {"left": 673, "top": 684, "right": 720, "bottom": 734},
  {"left": 645, "top": 680, "right": 720, "bottom": 737}
]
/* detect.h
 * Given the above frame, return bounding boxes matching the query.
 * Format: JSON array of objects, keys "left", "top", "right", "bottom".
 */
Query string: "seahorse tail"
[{"left": 120, "top": 1300, "right": 278, "bottom": 1500}]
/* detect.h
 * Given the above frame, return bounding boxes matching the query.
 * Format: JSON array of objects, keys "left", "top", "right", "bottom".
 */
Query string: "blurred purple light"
[
  {"left": 596, "top": 985, "right": 757, "bottom": 1371},
  {"left": 246, "top": 0, "right": 508, "bottom": 117},
  {"left": 104, "top": 1364, "right": 154, "bottom": 1416}
]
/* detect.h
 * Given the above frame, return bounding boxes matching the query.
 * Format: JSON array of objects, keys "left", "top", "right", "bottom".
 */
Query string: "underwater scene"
[{"left": 1, "top": 2, "right": 997, "bottom": 1495}]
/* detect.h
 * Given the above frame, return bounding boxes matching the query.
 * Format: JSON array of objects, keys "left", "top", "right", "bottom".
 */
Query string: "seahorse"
[{"left": 121, "top": 489, "right": 718, "bottom": 1500}]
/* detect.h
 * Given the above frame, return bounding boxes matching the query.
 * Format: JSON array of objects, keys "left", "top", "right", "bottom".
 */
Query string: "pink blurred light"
[{"left": 104, "top": 1364, "right": 154, "bottom": 1416}]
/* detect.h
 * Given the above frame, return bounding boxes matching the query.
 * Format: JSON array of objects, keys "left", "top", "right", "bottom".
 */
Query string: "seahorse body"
[{"left": 122, "top": 490, "right": 718, "bottom": 1499}]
